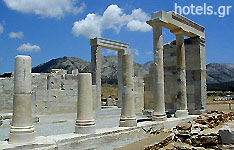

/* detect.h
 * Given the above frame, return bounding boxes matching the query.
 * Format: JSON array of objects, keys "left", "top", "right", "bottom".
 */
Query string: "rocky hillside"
[
  {"left": 206, "top": 63, "right": 234, "bottom": 84},
  {"left": 32, "top": 56, "right": 90, "bottom": 73},
  {"left": 32, "top": 56, "right": 148, "bottom": 85},
  {"left": 32, "top": 57, "right": 234, "bottom": 90},
  {"left": 206, "top": 63, "right": 234, "bottom": 91}
]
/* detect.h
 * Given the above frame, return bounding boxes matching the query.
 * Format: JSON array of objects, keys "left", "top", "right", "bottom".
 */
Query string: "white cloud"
[
  {"left": 0, "top": 24, "right": 4, "bottom": 34},
  {"left": 17, "top": 43, "right": 41, "bottom": 52},
  {"left": 130, "top": 48, "right": 139, "bottom": 56},
  {"left": 127, "top": 20, "right": 151, "bottom": 32},
  {"left": 9, "top": 32, "right": 24, "bottom": 39},
  {"left": 72, "top": 14, "right": 102, "bottom": 38},
  {"left": 72, "top": 4, "right": 151, "bottom": 38},
  {"left": 3, "top": 0, "right": 86, "bottom": 19}
]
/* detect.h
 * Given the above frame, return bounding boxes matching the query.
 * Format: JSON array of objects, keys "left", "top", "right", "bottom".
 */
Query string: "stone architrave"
[
  {"left": 171, "top": 28, "right": 189, "bottom": 117},
  {"left": 119, "top": 54, "right": 137, "bottom": 127},
  {"left": 9, "top": 55, "right": 35, "bottom": 143},
  {"left": 75, "top": 73, "right": 96, "bottom": 134}
]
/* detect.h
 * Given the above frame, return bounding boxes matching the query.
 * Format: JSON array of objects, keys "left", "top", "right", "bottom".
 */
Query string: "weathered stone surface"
[
  {"left": 219, "top": 125, "right": 234, "bottom": 144},
  {"left": 144, "top": 37, "right": 207, "bottom": 115},
  {"left": 75, "top": 73, "right": 95, "bottom": 134},
  {"left": 190, "top": 134, "right": 220, "bottom": 146},
  {"left": 9, "top": 55, "right": 35, "bottom": 143},
  {"left": 120, "top": 54, "right": 137, "bottom": 127},
  {"left": 176, "top": 122, "right": 192, "bottom": 130}
]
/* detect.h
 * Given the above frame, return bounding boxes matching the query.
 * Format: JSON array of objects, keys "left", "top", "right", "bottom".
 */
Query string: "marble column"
[
  {"left": 92, "top": 85, "right": 98, "bottom": 117},
  {"left": 91, "top": 45, "right": 102, "bottom": 110},
  {"left": 9, "top": 55, "right": 35, "bottom": 143},
  {"left": 119, "top": 54, "right": 137, "bottom": 127},
  {"left": 117, "top": 50, "right": 123, "bottom": 108},
  {"left": 171, "top": 29, "right": 189, "bottom": 117},
  {"left": 75, "top": 73, "right": 96, "bottom": 134},
  {"left": 152, "top": 24, "right": 166, "bottom": 121}
]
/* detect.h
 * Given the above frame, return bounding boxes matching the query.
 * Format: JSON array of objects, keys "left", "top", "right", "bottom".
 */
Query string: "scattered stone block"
[
  {"left": 219, "top": 125, "right": 234, "bottom": 144},
  {"left": 176, "top": 122, "right": 192, "bottom": 130},
  {"left": 190, "top": 133, "right": 220, "bottom": 146}
]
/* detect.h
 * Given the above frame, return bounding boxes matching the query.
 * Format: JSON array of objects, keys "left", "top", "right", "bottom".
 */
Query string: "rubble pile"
[
  {"left": 144, "top": 111, "right": 234, "bottom": 150},
  {"left": 194, "top": 111, "right": 234, "bottom": 128},
  {"left": 190, "top": 133, "right": 220, "bottom": 146}
]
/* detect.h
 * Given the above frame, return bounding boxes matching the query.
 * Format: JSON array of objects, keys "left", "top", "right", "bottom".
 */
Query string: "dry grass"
[{"left": 101, "top": 85, "right": 118, "bottom": 99}]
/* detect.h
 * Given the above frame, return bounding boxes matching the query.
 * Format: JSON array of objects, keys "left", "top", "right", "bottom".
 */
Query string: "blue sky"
[{"left": 0, "top": 0, "right": 233, "bottom": 73}]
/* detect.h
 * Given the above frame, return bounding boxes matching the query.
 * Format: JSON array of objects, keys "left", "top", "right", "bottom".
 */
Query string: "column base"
[
  {"left": 175, "top": 110, "right": 189, "bottom": 118},
  {"left": 9, "top": 125, "right": 35, "bottom": 144},
  {"left": 119, "top": 117, "right": 137, "bottom": 127},
  {"left": 75, "top": 120, "right": 96, "bottom": 134},
  {"left": 152, "top": 113, "right": 167, "bottom": 121}
]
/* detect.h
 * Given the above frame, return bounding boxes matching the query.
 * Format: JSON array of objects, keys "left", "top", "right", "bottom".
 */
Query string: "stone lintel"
[
  {"left": 170, "top": 28, "right": 185, "bottom": 35},
  {"left": 147, "top": 10, "right": 205, "bottom": 38},
  {"left": 90, "top": 37, "right": 130, "bottom": 53}
]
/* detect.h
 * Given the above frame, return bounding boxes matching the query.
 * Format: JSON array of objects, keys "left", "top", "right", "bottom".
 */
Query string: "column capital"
[{"left": 170, "top": 28, "right": 185, "bottom": 35}]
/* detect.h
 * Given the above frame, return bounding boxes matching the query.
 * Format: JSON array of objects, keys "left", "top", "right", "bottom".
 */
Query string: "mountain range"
[{"left": 32, "top": 56, "right": 234, "bottom": 91}]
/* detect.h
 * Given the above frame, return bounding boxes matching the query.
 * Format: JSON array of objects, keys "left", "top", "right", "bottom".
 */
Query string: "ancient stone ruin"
[{"left": 1, "top": 10, "right": 232, "bottom": 150}]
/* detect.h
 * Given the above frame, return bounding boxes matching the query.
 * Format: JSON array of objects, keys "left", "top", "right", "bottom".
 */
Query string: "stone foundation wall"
[
  {"left": 144, "top": 37, "right": 207, "bottom": 114},
  {"left": 0, "top": 69, "right": 79, "bottom": 115},
  {"left": 0, "top": 78, "right": 14, "bottom": 113},
  {"left": 0, "top": 69, "right": 145, "bottom": 115}
]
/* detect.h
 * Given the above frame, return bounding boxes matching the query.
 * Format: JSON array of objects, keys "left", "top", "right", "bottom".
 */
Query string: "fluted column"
[
  {"left": 9, "top": 55, "right": 35, "bottom": 143},
  {"left": 151, "top": 23, "right": 166, "bottom": 121},
  {"left": 171, "top": 28, "right": 189, "bottom": 117},
  {"left": 75, "top": 73, "right": 96, "bottom": 134},
  {"left": 119, "top": 54, "right": 137, "bottom": 127}
]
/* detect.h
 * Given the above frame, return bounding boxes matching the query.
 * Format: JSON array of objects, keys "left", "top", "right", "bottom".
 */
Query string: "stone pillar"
[
  {"left": 119, "top": 54, "right": 137, "bottom": 127},
  {"left": 134, "top": 77, "right": 144, "bottom": 115},
  {"left": 171, "top": 29, "right": 189, "bottom": 117},
  {"left": 92, "top": 85, "right": 98, "bottom": 116},
  {"left": 152, "top": 24, "right": 166, "bottom": 121},
  {"left": 31, "top": 91, "right": 36, "bottom": 122},
  {"left": 75, "top": 73, "right": 95, "bottom": 134},
  {"left": 91, "top": 45, "right": 102, "bottom": 110},
  {"left": 117, "top": 50, "right": 123, "bottom": 108},
  {"left": 9, "top": 55, "right": 35, "bottom": 143}
]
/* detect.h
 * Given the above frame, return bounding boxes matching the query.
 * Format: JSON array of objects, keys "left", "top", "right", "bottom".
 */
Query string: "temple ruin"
[
  {"left": 0, "top": 10, "right": 211, "bottom": 149},
  {"left": 145, "top": 11, "right": 206, "bottom": 119}
]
